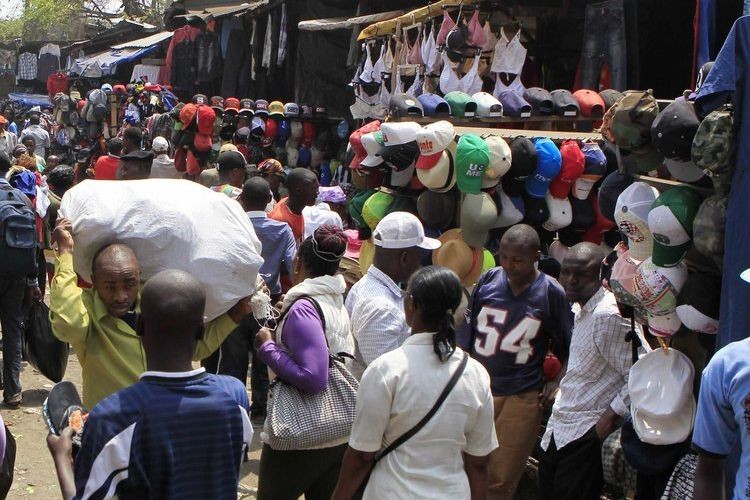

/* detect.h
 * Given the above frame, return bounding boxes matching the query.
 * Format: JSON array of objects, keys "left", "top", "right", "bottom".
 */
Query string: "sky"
[{"left": 0, "top": 0, "right": 24, "bottom": 20}]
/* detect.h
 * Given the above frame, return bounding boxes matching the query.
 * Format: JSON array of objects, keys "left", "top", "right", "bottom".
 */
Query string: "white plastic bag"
[{"left": 60, "top": 179, "right": 263, "bottom": 321}]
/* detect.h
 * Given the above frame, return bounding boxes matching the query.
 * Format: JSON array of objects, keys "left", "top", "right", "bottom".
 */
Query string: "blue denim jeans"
[
  {"left": 580, "top": 0, "right": 627, "bottom": 91},
  {"left": 0, "top": 277, "right": 25, "bottom": 401}
]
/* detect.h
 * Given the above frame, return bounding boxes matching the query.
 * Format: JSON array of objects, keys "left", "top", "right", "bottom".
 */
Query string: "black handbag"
[{"left": 354, "top": 350, "right": 469, "bottom": 498}]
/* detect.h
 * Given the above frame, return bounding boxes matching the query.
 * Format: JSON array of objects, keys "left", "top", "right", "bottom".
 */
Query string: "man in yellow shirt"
[{"left": 50, "top": 218, "right": 251, "bottom": 408}]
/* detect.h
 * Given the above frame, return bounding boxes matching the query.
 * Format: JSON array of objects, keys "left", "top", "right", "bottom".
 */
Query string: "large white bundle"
[{"left": 60, "top": 179, "right": 263, "bottom": 321}]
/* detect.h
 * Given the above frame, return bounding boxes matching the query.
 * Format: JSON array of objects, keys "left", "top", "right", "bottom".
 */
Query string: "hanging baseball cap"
[
  {"left": 239, "top": 98, "right": 255, "bottom": 117},
  {"left": 297, "top": 146, "right": 312, "bottom": 167},
  {"left": 456, "top": 134, "right": 490, "bottom": 194},
  {"left": 691, "top": 104, "right": 734, "bottom": 179},
  {"left": 611, "top": 90, "right": 659, "bottom": 152},
  {"left": 551, "top": 89, "right": 580, "bottom": 117},
  {"left": 224, "top": 97, "right": 240, "bottom": 114},
  {"left": 389, "top": 163, "right": 416, "bottom": 187},
  {"left": 573, "top": 89, "right": 605, "bottom": 117},
  {"left": 600, "top": 89, "right": 624, "bottom": 110},
  {"left": 473, "top": 92, "right": 503, "bottom": 118},
  {"left": 284, "top": 102, "right": 300, "bottom": 118},
  {"left": 497, "top": 90, "right": 532, "bottom": 118},
  {"left": 418, "top": 93, "right": 451, "bottom": 117},
  {"left": 569, "top": 196, "right": 596, "bottom": 231},
  {"left": 362, "top": 191, "right": 395, "bottom": 230},
  {"left": 542, "top": 191, "right": 573, "bottom": 232},
  {"left": 255, "top": 99, "right": 269, "bottom": 117},
  {"left": 416, "top": 120, "right": 455, "bottom": 169},
  {"left": 379, "top": 121, "right": 421, "bottom": 169},
  {"left": 509, "top": 136, "right": 537, "bottom": 179},
  {"left": 549, "top": 140, "right": 585, "bottom": 199},
  {"left": 263, "top": 118, "right": 278, "bottom": 147},
  {"left": 360, "top": 131, "right": 385, "bottom": 168},
  {"left": 651, "top": 100, "right": 700, "bottom": 161},
  {"left": 629, "top": 348, "right": 696, "bottom": 445},
  {"left": 633, "top": 257, "right": 689, "bottom": 316},
  {"left": 664, "top": 158, "right": 706, "bottom": 183},
  {"left": 444, "top": 91, "right": 477, "bottom": 118},
  {"left": 372, "top": 211, "right": 441, "bottom": 250},
  {"left": 484, "top": 135, "right": 512, "bottom": 180},
  {"left": 349, "top": 120, "right": 381, "bottom": 169},
  {"left": 598, "top": 170, "right": 634, "bottom": 222},
  {"left": 210, "top": 96, "right": 224, "bottom": 113},
  {"left": 416, "top": 146, "right": 457, "bottom": 193},
  {"left": 676, "top": 273, "right": 721, "bottom": 334},
  {"left": 524, "top": 196, "right": 551, "bottom": 227},
  {"left": 693, "top": 194, "right": 727, "bottom": 270},
  {"left": 609, "top": 250, "right": 648, "bottom": 323},
  {"left": 523, "top": 87, "right": 554, "bottom": 115},
  {"left": 460, "top": 192, "right": 498, "bottom": 247},
  {"left": 268, "top": 101, "right": 285, "bottom": 117},
  {"left": 582, "top": 193, "right": 616, "bottom": 244},
  {"left": 647, "top": 186, "right": 701, "bottom": 267},
  {"left": 491, "top": 186, "right": 525, "bottom": 228},
  {"left": 614, "top": 182, "right": 659, "bottom": 261},
  {"left": 526, "top": 138, "right": 562, "bottom": 198},
  {"left": 389, "top": 93, "right": 424, "bottom": 118},
  {"left": 432, "top": 229, "right": 483, "bottom": 286},
  {"left": 418, "top": 189, "right": 457, "bottom": 230},
  {"left": 573, "top": 143, "right": 608, "bottom": 200}
]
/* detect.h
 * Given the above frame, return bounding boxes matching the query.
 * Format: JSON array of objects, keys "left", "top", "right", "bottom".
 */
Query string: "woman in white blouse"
[{"left": 332, "top": 266, "right": 498, "bottom": 500}]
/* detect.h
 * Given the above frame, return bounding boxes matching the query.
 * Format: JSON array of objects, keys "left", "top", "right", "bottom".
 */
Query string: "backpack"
[{"left": 0, "top": 187, "right": 37, "bottom": 275}]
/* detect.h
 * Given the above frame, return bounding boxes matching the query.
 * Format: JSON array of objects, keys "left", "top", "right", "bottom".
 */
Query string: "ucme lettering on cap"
[
  {"left": 415, "top": 120, "right": 455, "bottom": 169},
  {"left": 455, "top": 134, "right": 490, "bottom": 195},
  {"left": 525, "top": 138, "right": 562, "bottom": 199},
  {"left": 647, "top": 186, "right": 701, "bottom": 267}
]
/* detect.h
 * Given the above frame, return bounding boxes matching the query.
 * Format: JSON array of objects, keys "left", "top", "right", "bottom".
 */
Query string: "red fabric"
[
  {"left": 94, "top": 155, "right": 120, "bottom": 180},
  {"left": 161, "top": 26, "right": 200, "bottom": 86},
  {"left": 47, "top": 72, "right": 69, "bottom": 98},
  {"left": 573, "top": 62, "right": 612, "bottom": 92},
  {"left": 269, "top": 197, "right": 305, "bottom": 244},
  {"left": 195, "top": 105, "right": 215, "bottom": 135}
]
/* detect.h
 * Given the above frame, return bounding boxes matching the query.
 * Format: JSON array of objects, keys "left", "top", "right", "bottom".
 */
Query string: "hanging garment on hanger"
[
  {"left": 379, "top": 73, "right": 392, "bottom": 111},
  {"left": 421, "top": 24, "right": 440, "bottom": 75},
  {"left": 277, "top": 3, "right": 288, "bottom": 66},
  {"left": 436, "top": 10, "right": 456, "bottom": 46},
  {"left": 406, "top": 26, "right": 424, "bottom": 65},
  {"left": 359, "top": 44, "right": 385, "bottom": 84},
  {"left": 493, "top": 71, "right": 525, "bottom": 96},
  {"left": 439, "top": 52, "right": 482, "bottom": 95},
  {"left": 490, "top": 27, "right": 527, "bottom": 75},
  {"left": 465, "top": 11, "right": 487, "bottom": 48},
  {"left": 460, "top": 55, "right": 482, "bottom": 95},
  {"left": 383, "top": 38, "right": 395, "bottom": 74},
  {"left": 262, "top": 12, "right": 273, "bottom": 69},
  {"left": 439, "top": 51, "right": 461, "bottom": 93},
  {"left": 482, "top": 20, "right": 497, "bottom": 53},
  {"left": 395, "top": 65, "right": 423, "bottom": 97}
]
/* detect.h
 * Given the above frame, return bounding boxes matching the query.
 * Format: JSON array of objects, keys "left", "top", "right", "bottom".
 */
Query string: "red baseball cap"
[
  {"left": 548, "top": 140, "right": 585, "bottom": 199},
  {"left": 224, "top": 97, "right": 240, "bottom": 114},
  {"left": 349, "top": 120, "right": 381, "bottom": 170},
  {"left": 573, "top": 89, "right": 606, "bottom": 118},
  {"left": 582, "top": 194, "right": 616, "bottom": 244},
  {"left": 301, "top": 121, "right": 316, "bottom": 148},
  {"left": 263, "top": 118, "right": 278, "bottom": 147}
]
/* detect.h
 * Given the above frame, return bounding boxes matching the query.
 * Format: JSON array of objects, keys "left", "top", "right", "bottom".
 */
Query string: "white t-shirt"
[{"left": 349, "top": 333, "right": 498, "bottom": 499}]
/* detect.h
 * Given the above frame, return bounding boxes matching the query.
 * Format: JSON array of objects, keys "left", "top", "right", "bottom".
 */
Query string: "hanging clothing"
[
  {"left": 395, "top": 65, "right": 422, "bottom": 97},
  {"left": 37, "top": 44, "right": 61, "bottom": 83},
  {"left": 262, "top": 12, "right": 273, "bottom": 69},
  {"left": 0, "top": 50, "right": 15, "bottom": 72},
  {"left": 130, "top": 64, "right": 161, "bottom": 84},
  {"left": 404, "top": 26, "right": 423, "bottom": 65},
  {"left": 491, "top": 28, "right": 527, "bottom": 75},
  {"left": 196, "top": 30, "right": 220, "bottom": 82},
  {"left": 465, "top": 11, "right": 488, "bottom": 48},
  {"left": 17, "top": 52, "right": 37, "bottom": 81},
  {"left": 358, "top": 44, "right": 385, "bottom": 85},
  {"left": 220, "top": 17, "right": 243, "bottom": 58},
  {"left": 436, "top": 10, "right": 456, "bottom": 46},
  {"left": 493, "top": 72, "right": 525, "bottom": 95},
  {"left": 440, "top": 53, "right": 482, "bottom": 95},
  {"left": 421, "top": 24, "right": 440, "bottom": 75},
  {"left": 579, "top": 0, "right": 627, "bottom": 91},
  {"left": 277, "top": 3, "right": 288, "bottom": 67}
]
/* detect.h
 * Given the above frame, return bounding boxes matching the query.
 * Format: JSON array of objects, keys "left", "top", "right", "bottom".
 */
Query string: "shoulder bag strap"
[
  {"left": 277, "top": 295, "right": 328, "bottom": 348},
  {"left": 374, "top": 350, "right": 469, "bottom": 462}
]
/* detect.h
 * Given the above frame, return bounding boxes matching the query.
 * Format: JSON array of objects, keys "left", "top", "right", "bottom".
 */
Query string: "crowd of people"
[{"left": 0, "top": 95, "right": 744, "bottom": 500}]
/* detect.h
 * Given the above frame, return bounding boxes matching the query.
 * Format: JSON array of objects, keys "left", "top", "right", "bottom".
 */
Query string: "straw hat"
[{"left": 432, "top": 229, "right": 484, "bottom": 286}]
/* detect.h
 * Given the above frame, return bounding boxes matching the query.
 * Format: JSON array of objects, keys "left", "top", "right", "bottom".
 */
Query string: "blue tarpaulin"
[{"left": 7, "top": 93, "right": 52, "bottom": 108}]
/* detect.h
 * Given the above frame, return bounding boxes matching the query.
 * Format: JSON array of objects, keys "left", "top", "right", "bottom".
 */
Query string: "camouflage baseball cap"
[
  {"left": 691, "top": 104, "right": 734, "bottom": 179},
  {"left": 611, "top": 90, "right": 659, "bottom": 152},
  {"left": 693, "top": 193, "right": 728, "bottom": 270}
]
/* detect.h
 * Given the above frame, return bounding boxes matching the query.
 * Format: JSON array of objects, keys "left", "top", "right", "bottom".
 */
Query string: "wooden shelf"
[{"left": 632, "top": 174, "right": 714, "bottom": 195}]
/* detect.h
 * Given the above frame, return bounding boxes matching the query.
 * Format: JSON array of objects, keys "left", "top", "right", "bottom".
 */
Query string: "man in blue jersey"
[
  {"left": 47, "top": 270, "right": 253, "bottom": 500},
  {"left": 459, "top": 224, "right": 573, "bottom": 499}
]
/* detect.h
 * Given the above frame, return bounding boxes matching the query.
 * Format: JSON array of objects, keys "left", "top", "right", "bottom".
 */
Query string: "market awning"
[
  {"left": 298, "top": 9, "right": 405, "bottom": 32},
  {"left": 358, "top": 0, "right": 479, "bottom": 40},
  {"left": 112, "top": 30, "right": 173, "bottom": 50},
  {"left": 180, "top": 0, "right": 268, "bottom": 20},
  {"left": 69, "top": 44, "right": 161, "bottom": 77}
]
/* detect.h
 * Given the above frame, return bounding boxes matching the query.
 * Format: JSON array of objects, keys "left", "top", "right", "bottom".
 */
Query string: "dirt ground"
[{"left": 4, "top": 348, "right": 263, "bottom": 499}]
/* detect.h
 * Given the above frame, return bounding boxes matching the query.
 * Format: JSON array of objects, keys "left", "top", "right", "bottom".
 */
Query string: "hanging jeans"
[{"left": 579, "top": 0, "right": 627, "bottom": 91}]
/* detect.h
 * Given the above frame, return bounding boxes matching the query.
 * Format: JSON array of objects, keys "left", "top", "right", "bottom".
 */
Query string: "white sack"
[{"left": 59, "top": 179, "right": 263, "bottom": 321}]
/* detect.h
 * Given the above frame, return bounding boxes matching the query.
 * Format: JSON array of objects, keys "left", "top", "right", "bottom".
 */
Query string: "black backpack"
[{"left": 0, "top": 188, "right": 36, "bottom": 275}]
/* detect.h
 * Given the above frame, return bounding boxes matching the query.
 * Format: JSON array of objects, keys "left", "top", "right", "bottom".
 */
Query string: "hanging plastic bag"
[{"left": 23, "top": 301, "right": 68, "bottom": 382}]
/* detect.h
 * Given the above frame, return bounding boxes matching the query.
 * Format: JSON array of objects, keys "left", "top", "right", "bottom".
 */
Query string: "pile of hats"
[{"left": 387, "top": 87, "right": 618, "bottom": 121}]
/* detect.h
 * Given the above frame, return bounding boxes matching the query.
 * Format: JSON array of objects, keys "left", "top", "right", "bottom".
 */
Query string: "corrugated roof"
[
  {"left": 112, "top": 31, "right": 173, "bottom": 49},
  {"left": 183, "top": 1, "right": 268, "bottom": 19}
]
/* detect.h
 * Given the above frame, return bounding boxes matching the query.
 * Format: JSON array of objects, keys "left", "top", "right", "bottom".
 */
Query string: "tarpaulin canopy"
[
  {"left": 112, "top": 30, "right": 173, "bottom": 50},
  {"left": 69, "top": 45, "right": 161, "bottom": 77},
  {"left": 298, "top": 9, "right": 405, "bottom": 32},
  {"left": 7, "top": 93, "right": 52, "bottom": 108}
]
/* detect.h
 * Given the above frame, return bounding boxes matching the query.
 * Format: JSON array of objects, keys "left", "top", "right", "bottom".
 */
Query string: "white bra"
[
  {"left": 395, "top": 65, "right": 423, "bottom": 97},
  {"left": 359, "top": 44, "right": 385, "bottom": 84},
  {"left": 440, "top": 52, "right": 482, "bottom": 95},
  {"left": 490, "top": 28, "right": 527, "bottom": 75},
  {"left": 493, "top": 72, "right": 525, "bottom": 97},
  {"left": 421, "top": 24, "right": 440, "bottom": 76}
]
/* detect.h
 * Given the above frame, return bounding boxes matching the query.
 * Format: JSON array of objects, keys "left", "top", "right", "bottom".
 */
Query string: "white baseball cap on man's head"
[{"left": 373, "top": 212, "right": 441, "bottom": 250}]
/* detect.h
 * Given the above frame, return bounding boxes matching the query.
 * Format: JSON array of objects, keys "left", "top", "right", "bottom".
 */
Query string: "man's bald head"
[
  {"left": 286, "top": 168, "right": 319, "bottom": 211},
  {"left": 92, "top": 243, "right": 139, "bottom": 275},
  {"left": 140, "top": 270, "right": 206, "bottom": 339},
  {"left": 501, "top": 224, "right": 541, "bottom": 252},
  {"left": 286, "top": 167, "right": 317, "bottom": 189},
  {"left": 559, "top": 242, "right": 605, "bottom": 305},
  {"left": 565, "top": 242, "right": 606, "bottom": 268},
  {"left": 91, "top": 243, "right": 141, "bottom": 317},
  {"left": 240, "top": 176, "right": 272, "bottom": 211}
]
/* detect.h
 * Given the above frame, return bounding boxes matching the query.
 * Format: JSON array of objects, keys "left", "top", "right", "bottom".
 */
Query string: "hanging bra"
[
  {"left": 380, "top": 73, "right": 392, "bottom": 110},
  {"left": 395, "top": 65, "right": 423, "bottom": 97},
  {"left": 490, "top": 28, "right": 527, "bottom": 75},
  {"left": 465, "top": 11, "right": 488, "bottom": 48},
  {"left": 405, "top": 26, "right": 424, "bottom": 65},
  {"left": 359, "top": 44, "right": 386, "bottom": 84},
  {"left": 482, "top": 21, "right": 497, "bottom": 53},
  {"left": 382, "top": 37, "right": 394, "bottom": 74},
  {"left": 439, "top": 52, "right": 482, "bottom": 95},
  {"left": 421, "top": 24, "right": 440, "bottom": 75},
  {"left": 436, "top": 11, "right": 456, "bottom": 46},
  {"left": 493, "top": 72, "right": 525, "bottom": 97}
]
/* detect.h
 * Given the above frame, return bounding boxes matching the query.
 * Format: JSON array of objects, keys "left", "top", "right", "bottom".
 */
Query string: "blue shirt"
[
  {"left": 247, "top": 211, "right": 296, "bottom": 296},
  {"left": 696, "top": 16, "right": 750, "bottom": 351},
  {"left": 73, "top": 368, "right": 252, "bottom": 500},
  {"left": 7, "top": 122, "right": 17, "bottom": 135},
  {"left": 458, "top": 268, "right": 573, "bottom": 396},
  {"left": 693, "top": 339, "right": 750, "bottom": 499}
]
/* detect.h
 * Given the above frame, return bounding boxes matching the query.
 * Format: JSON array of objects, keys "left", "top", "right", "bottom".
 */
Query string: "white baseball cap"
[
  {"left": 380, "top": 122, "right": 422, "bottom": 147},
  {"left": 389, "top": 163, "right": 415, "bottom": 187},
  {"left": 416, "top": 120, "right": 455, "bottom": 169},
  {"left": 646, "top": 311, "right": 682, "bottom": 337},
  {"left": 373, "top": 212, "right": 441, "bottom": 250},
  {"left": 473, "top": 92, "right": 503, "bottom": 118},
  {"left": 572, "top": 175, "right": 599, "bottom": 200},
  {"left": 152, "top": 136, "right": 169, "bottom": 152},
  {"left": 543, "top": 191, "right": 573, "bottom": 232},
  {"left": 615, "top": 182, "right": 660, "bottom": 261},
  {"left": 484, "top": 135, "right": 512, "bottom": 179},
  {"left": 360, "top": 131, "right": 384, "bottom": 167},
  {"left": 629, "top": 348, "right": 695, "bottom": 445}
]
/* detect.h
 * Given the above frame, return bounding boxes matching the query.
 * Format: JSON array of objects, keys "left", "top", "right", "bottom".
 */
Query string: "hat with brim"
[
  {"left": 343, "top": 229, "right": 362, "bottom": 259},
  {"left": 432, "top": 229, "right": 484, "bottom": 286},
  {"left": 632, "top": 397, "right": 695, "bottom": 445},
  {"left": 379, "top": 142, "right": 420, "bottom": 171},
  {"left": 417, "top": 189, "right": 456, "bottom": 230},
  {"left": 360, "top": 131, "right": 384, "bottom": 168},
  {"left": 460, "top": 192, "right": 498, "bottom": 247},
  {"left": 362, "top": 191, "right": 395, "bottom": 230},
  {"left": 416, "top": 145, "right": 457, "bottom": 193},
  {"left": 665, "top": 158, "right": 705, "bottom": 183},
  {"left": 491, "top": 186, "right": 524, "bottom": 228},
  {"left": 389, "top": 163, "right": 415, "bottom": 188}
]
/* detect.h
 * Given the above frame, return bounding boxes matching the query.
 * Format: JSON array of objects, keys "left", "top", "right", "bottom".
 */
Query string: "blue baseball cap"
[
  {"left": 418, "top": 93, "right": 451, "bottom": 117},
  {"left": 298, "top": 146, "right": 312, "bottom": 167},
  {"left": 11, "top": 170, "right": 36, "bottom": 198},
  {"left": 582, "top": 143, "right": 607, "bottom": 175},
  {"left": 496, "top": 90, "right": 532, "bottom": 118},
  {"left": 525, "top": 138, "right": 562, "bottom": 198},
  {"left": 277, "top": 119, "right": 291, "bottom": 142}
]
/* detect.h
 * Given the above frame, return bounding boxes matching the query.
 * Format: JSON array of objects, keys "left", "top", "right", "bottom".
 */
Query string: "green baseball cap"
[
  {"left": 455, "top": 134, "right": 490, "bottom": 194},
  {"left": 362, "top": 190, "right": 395, "bottom": 230},
  {"left": 444, "top": 91, "right": 477, "bottom": 118},
  {"left": 646, "top": 186, "right": 701, "bottom": 267},
  {"left": 611, "top": 90, "right": 659, "bottom": 152},
  {"left": 348, "top": 189, "right": 376, "bottom": 229}
]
